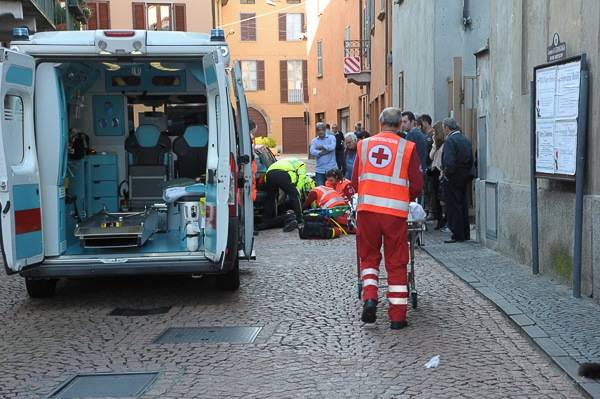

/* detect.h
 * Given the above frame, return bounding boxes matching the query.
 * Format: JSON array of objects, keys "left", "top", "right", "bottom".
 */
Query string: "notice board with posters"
[{"left": 533, "top": 55, "right": 586, "bottom": 180}]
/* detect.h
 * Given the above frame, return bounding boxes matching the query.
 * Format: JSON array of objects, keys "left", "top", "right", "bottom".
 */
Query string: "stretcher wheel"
[{"left": 411, "top": 292, "right": 418, "bottom": 309}]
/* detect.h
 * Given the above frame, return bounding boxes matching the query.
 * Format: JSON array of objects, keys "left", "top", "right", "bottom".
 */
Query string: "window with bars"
[
  {"left": 240, "top": 13, "right": 256, "bottom": 41},
  {"left": 240, "top": 0, "right": 255, "bottom": 3},
  {"left": 316, "top": 41, "right": 323, "bottom": 78},
  {"left": 287, "top": 60, "right": 304, "bottom": 103}
]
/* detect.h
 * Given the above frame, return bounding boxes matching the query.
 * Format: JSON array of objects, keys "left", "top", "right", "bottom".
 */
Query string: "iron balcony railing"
[
  {"left": 343, "top": 40, "right": 371, "bottom": 73},
  {"left": 30, "top": 0, "right": 57, "bottom": 27}
]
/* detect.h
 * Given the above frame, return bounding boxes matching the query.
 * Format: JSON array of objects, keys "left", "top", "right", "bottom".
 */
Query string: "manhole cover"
[
  {"left": 109, "top": 306, "right": 171, "bottom": 316},
  {"left": 48, "top": 372, "right": 158, "bottom": 398},
  {"left": 154, "top": 326, "right": 261, "bottom": 344}
]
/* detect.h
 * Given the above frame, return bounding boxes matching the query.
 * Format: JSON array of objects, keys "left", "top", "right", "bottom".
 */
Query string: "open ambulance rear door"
[
  {"left": 0, "top": 48, "right": 44, "bottom": 273},
  {"left": 203, "top": 50, "right": 230, "bottom": 265},
  {"left": 231, "top": 61, "right": 254, "bottom": 259}
]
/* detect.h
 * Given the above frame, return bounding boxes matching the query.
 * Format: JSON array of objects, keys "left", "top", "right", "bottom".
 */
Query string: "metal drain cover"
[
  {"left": 48, "top": 372, "right": 158, "bottom": 398},
  {"left": 154, "top": 326, "right": 261, "bottom": 344},
  {"left": 110, "top": 306, "right": 171, "bottom": 316}
]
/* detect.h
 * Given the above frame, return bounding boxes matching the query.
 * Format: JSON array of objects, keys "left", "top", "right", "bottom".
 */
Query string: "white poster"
[
  {"left": 554, "top": 120, "right": 578, "bottom": 175},
  {"left": 535, "top": 67, "right": 557, "bottom": 119},
  {"left": 535, "top": 59, "right": 582, "bottom": 176},
  {"left": 556, "top": 61, "right": 581, "bottom": 119},
  {"left": 535, "top": 119, "right": 555, "bottom": 174}
]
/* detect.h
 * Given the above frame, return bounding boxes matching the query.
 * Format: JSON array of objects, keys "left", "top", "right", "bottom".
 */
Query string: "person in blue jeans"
[{"left": 310, "top": 122, "right": 337, "bottom": 186}]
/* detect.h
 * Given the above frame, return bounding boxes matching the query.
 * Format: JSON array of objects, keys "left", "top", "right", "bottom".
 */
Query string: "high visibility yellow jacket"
[{"left": 267, "top": 159, "right": 307, "bottom": 193}]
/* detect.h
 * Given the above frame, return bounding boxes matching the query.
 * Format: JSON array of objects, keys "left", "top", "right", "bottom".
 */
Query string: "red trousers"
[{"left": 356, "top": 211, "right": 409, "bottom": 322}]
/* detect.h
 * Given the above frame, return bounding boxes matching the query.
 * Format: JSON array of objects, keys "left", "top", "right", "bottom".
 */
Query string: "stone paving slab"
[
  {"left": 0, "top": 229, "right": 583, "bottom": 398},
  {"left": 423, "top": 227, "right": 600, "bottom": 398}
]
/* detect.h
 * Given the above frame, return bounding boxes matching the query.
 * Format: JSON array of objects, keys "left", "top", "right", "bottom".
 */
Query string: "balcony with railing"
[
  {"left": 343, "top": 40, "right": 371, "bottom": 85},
  {"left": 23, "top": 0, "right": 57, "bottom": 29}
]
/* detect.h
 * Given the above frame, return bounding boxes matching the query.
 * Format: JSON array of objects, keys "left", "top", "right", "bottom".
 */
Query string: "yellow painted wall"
[
  {"left": 106, "top": 0, "right": 213, "bottom": 32},
  {"left": 220, "top": 0, "right": 307, "bottom": 153},
  {"left": 306, "top": 0, "right": 364, "bottom": 134}
]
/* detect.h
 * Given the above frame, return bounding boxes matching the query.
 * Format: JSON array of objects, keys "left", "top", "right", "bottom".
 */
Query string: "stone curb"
[{"left": 422, "top": 245, "right": 600, "bottom": 399}]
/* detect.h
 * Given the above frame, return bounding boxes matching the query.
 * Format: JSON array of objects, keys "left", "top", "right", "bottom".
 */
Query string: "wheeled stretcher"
[
  {"left": 353, "top": 199, "right": 426, "bottom": 310},
  {"left": 74, "top": 208, "right": 162, "bottom": 249}
]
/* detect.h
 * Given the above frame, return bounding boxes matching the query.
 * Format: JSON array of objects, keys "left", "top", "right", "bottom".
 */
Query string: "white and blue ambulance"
[{"left": 0, "top": 28, "right": 254, "bottom": 297}]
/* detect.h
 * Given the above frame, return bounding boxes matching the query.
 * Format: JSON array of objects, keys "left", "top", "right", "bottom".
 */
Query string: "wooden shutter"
[
  {"left": 280, "top": 60, "right": 288, "bottom": 103},
  {"left": 301, "top": 13, "right": 305, "bottom": 33},
  {"left": 174, "top": 4, "right": 186, "bottom": 31},
  {"left": 87, "top": 2, "right": 98, "bottom": 30},
  {"left": 257, "top": 60, "right": 265, "bottom": 90},
  {"left": 302, "top": 60, "right": 308, "bottom": 102},
  {"left": 98, "top": 2, "right": 110, "bottom": 29},
  {"left": 132, "top": 2, "right": 146, "bottom": 30},
  {"left": 240, "top": 13, "right": 256, "bottom": 41},
  {"left": 278, "top": 13, "right": 286, "bottom": 41}
]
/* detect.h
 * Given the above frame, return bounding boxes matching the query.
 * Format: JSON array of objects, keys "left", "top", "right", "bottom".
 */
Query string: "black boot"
[
  {"left": 390, "top": 320, "right": 408, "bottom": 330},
  {"left": 361, "top": 299, "right": 378, "bottom": 323}
]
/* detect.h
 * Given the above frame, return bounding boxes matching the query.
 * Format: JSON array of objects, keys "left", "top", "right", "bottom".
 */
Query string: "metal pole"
[
  {"left": 573, "top": 59, "right": 589, "bottom": 298},
  {"left": 530, "top": 80, "right": 539, "bottom": 275}
]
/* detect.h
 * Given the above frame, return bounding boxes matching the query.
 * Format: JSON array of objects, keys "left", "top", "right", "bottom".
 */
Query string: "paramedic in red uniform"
[{"left": 352, "top": 107, "right": 423, "bottom": 330}]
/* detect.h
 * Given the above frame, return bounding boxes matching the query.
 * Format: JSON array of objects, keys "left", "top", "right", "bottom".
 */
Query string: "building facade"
[
  {"left": 83, "top": 0, "right": 213, "bottom": 33},
  {"left": 391, "top": 0, "right": 489, "bottom": 138},
  {"left": 306, "top": 0, "right": 364, "bottom": 134},
  {"left": 218, "top": 0, "right": 308, "bottom": 153},
  {"left": 475, "top": 0, "right": 600, "bottom": 300}
]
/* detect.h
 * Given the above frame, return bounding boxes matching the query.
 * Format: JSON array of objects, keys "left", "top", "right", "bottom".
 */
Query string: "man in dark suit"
[{"left": 441, "top": 118, "right": 473, "bottom": 243}]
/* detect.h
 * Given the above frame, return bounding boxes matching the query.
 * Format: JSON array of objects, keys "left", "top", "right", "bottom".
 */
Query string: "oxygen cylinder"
[{"left": 186, "top": 222, "right": 200, "bottom": 252}]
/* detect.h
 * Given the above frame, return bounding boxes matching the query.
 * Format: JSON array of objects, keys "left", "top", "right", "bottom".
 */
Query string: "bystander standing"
[
  {"left": 441, "top": 117, "right": 473, "bottom": 243},
  {"left": 310, "top": 122, "right": 338, "bottom": 186}
]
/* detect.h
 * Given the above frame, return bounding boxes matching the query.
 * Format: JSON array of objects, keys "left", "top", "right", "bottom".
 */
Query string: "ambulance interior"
[{"left": 36, "top": 59, "right": 213, "bottom": 258}]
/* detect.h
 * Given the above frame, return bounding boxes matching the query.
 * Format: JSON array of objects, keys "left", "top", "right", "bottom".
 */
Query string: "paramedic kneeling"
[
  {"left": 325, "top": 168, "right": 355, "bottom": 202},
  {"left": 258, "top": 158, "right": 306, "bottom": 231},
  {"left": 352, "top": 107, "right": 423, "bottom": 330}
]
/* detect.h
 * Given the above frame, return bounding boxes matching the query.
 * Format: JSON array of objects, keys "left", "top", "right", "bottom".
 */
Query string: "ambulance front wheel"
[
  {"left": 216, "top": 257, "right": 240, "bottom": 291},
  {"left": 25, "top": 278, "right": 57, "bottom": 298}
]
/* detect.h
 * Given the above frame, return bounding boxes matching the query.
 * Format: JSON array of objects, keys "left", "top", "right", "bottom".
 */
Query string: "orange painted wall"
[
  {"left": 306, "top": 0, "right": 365, "bottom": 134},
  {"left": 105, "top": 0, "right": 213, "bottom": 32},
  {"left": 219, "top": 0, "right": 308, "bottom": 153}
]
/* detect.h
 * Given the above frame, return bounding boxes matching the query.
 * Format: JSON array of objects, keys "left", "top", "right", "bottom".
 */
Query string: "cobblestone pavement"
[
  {"left": 422, "top": 226, "right": 600, "bottom": 396},
  {"left": 0, "top": 230, "right": 582, "bottom": 398}
]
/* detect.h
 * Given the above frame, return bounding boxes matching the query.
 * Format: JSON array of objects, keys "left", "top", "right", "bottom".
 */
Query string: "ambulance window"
[
  {"left": 152, "top": 75, "right": 181, "bottom": 86},
  {"left": 111, "top": 76, "right": 141, "bottom": 87},
  {"left": 2, "top": 95, "right": 24, "bottom": 164}
]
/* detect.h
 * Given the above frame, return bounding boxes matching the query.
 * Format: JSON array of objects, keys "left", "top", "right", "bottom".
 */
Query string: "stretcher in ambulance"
[{"left": 0, "top": 29, "right": 255, "bottom": 297}]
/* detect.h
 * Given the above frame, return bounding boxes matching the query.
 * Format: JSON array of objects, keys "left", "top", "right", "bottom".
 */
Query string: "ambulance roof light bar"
[
  {"left": 210, "top": 28, "right": 225, "bottom": 42},
  {"left": 12, "top": 27, "right": 30, "bottom": 41}
]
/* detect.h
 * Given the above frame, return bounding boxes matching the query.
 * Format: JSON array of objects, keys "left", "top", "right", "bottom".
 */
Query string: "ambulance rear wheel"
[
  {"left": 216, "top": 258, "right": 240, "bottom": 291},
  {"left": 25, "top": 278, "right": 57, "bottom": 298}
]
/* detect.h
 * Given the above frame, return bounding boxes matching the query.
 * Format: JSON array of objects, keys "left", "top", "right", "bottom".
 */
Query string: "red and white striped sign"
[{"left": 344, "top": 56, "right": 361, "bottom": 74}]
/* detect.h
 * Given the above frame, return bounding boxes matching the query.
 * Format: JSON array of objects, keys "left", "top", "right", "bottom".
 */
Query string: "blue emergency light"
[
  {"left": 12, "top": 27, "right": 30, "bottom": 41},
  {"left": 210, "top": 28, "right": 225, "bottom": 42}
]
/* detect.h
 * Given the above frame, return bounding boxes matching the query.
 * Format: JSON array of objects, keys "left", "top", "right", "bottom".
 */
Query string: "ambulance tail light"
[
  {"left": 228, "top": 154, "right": 237, "bottom": 217},
  {"left": 104, "top": 31, "right": 135, "bottom": 38}
]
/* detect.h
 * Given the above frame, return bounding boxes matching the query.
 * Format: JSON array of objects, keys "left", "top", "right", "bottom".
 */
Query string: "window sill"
[{"left": 317, "top": 74, "right": 323, "bottom": 79}]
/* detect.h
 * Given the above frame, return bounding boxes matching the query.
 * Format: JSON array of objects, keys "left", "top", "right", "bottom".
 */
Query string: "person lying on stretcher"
[{"left": 302, "top": 185, "right": 353, "bottom": 237}]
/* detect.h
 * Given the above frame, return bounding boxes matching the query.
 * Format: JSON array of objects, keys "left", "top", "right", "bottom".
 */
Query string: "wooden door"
[{"left": 281, "top": 117, "right": 307, "bottom": 154}]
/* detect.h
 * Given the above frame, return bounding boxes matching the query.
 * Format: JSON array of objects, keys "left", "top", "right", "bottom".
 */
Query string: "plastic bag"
[
  {"left": 425, "top": 355, "right": 440, "bottom": 369},
  {"left": 409, "top": 202, "right": 427, "bottom": 221}
]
